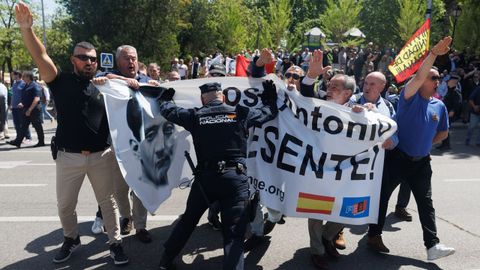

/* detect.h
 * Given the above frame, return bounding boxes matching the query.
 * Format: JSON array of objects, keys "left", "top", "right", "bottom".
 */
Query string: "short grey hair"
[
  {"left": 116, "top": 45, "right": 137, "bottom": 60},
  {"left": 332, "top": 74, "right": 356, "bottom": 92}
]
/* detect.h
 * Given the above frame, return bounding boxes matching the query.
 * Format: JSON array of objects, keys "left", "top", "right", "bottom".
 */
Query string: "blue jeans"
[
  {"left": 12, "top": 108, "right": 32, "bottom": 140},
  {"left": 41, "top": 103, "right": 54, "bottom": 121},
  {"left": 466, "top": 113, "right": 480, "bottom": 144}
]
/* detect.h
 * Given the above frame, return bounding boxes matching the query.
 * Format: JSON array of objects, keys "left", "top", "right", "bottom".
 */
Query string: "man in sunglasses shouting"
[
  {"left": 15, "top": 2, "right": 129, "bottom": 266},
  {"left": 367, "top": 36, "right": 455, "bottom": 261}
]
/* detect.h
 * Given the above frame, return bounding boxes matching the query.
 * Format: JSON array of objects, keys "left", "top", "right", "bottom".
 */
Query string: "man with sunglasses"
[
  {"left": 15, "top": 2, "right": 129, "bottom": 266},
  {"left": 367, "top": 37, "right": 455, "bottom": 261}
]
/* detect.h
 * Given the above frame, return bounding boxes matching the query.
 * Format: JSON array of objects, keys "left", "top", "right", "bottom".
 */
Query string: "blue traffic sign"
[{"left": 100, "top": 53, "right": 114, "bottom": 69}]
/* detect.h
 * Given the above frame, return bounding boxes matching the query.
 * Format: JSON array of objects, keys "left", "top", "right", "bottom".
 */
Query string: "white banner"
[{"left": 96, "top": 75, "right": 396, "bottom": 225}]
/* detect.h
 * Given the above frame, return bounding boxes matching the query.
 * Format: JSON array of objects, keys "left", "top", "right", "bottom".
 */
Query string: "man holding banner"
[
  {"left": 368, "top": 36, "right": 455, "bottom": 261},
  {"left": 157, "top": 81, "right": 278, "bottom": 270}
]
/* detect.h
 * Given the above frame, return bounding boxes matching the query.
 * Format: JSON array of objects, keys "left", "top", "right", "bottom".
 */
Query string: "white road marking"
[
  {"left": 0, "top": 215, "right": 179, "bottom": 222},
  {"left": 443, "top": 179, "right": 480, "bottom": 182},
  {"left": 0, "top": 150, "right": 51, "bottom": 153},
  {"left": 0, "top": 184, "right": 47, "bottom": 187},
  {"left": 0, "top": 161, "right": 54, "bottom": 169}
]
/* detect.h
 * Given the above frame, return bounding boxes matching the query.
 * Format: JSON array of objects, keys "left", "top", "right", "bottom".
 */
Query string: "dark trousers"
[
  {"left": 396, "top": 182, "right": 411, "bottom": 208},
  {"left": 12, "top": 108, "right": 32, "bottom": 140},
  {"left": 163, "top": 169, "right": 249, "bottom": 270},
  {"left": 369, "top": 148, "right": 440, "bottom": 249},
  {"left": 14, "top": 108, "right": 44, "bottom": 144}
]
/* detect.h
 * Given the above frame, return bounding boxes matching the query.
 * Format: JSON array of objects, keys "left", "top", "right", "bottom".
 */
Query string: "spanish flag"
[
  {"left": 388, "top": 18, "right": 430, "bottom": 83},
  {"left": 296, "top": 192, "right": 335, "bottom": 215}
]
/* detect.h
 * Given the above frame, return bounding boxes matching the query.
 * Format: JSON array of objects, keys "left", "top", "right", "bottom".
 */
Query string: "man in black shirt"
[{"left": 15, "top": 2, "right": 128, "bottom": 266}]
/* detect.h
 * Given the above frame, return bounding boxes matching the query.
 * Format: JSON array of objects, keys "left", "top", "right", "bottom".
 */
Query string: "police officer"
[{"left": 157, "top": 80, "right": 278, "bottom": 270}]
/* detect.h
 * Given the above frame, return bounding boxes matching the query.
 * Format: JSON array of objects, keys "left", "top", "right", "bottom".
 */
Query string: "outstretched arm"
[
  {"left": 15, "top": 2, "right": 57, "bottom": 83},
  {"left": 404, "top": 36, "right": 452, "bottom": 100}
]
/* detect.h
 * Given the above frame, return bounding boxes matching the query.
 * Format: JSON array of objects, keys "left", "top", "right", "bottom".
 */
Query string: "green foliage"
[
  {"left": 214, "top": 0, "right": 249, "bottom": 53},
  {"left": 320, "top": 0, "right": 362, "bottom": 43},
  {"left": 454, "top": 0, "right": 480, "bottom": 54},
  {"left": 359, "top": 0, "right": 400, "bottom": 47},
  {"left": 396, "top": 0, "right": 445, "bottom": 47},
  {"left": 265, "top": 0, "right": 291, "bottom": 48},
  {"left": 61, "top": 0, "right": 181, "bottom": 71}
]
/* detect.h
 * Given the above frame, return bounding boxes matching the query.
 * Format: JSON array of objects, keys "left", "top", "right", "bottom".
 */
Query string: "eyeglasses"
[
  {"left": 74, "top": 55, "right": 97, "bottom": 62},
  {"left": 285, "top": 73, "right": 300, "bottom": 80},
  {"left": 429, "top": 75, "right": 440, "bottom": 81}
]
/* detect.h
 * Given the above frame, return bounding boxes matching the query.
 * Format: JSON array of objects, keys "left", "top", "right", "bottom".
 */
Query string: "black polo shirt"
[
  {"left": 47, "top": 72, "right": 110, "bottom": 151},
  {"left": 21, "top": 81, "right": 42, "bottom": 109}
]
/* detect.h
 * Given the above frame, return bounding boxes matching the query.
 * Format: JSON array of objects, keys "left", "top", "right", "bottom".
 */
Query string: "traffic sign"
[{"left": 100, "top": 53, "right": 114, "bottom": 69}]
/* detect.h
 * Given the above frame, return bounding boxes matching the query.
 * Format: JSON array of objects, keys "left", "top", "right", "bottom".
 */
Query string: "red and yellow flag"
[
  {"left": 389, "top": 19, "right": 430, "bottom": 83},
  {"left": 296, "top": 192, "right": 335, "bottom": 215}
]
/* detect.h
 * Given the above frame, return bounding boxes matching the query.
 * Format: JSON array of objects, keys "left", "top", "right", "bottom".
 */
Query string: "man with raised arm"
[
  {"left": 15, "top": 2, "right": 128, "bottom": 266},
  {"left": 366, "top": 37, "right": 455, "bottom": 261}
]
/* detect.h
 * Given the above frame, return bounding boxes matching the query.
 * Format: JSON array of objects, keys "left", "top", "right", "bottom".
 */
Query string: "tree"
[
  {"left": 60, "top": 0, "right": 181, "bottom": 71},
  {"left": 214, "top": 0, "right": 249, "bottom": 54},
  {"left": 264, "top": 0, "right": 291, "bottom": 48},
  {"left": 320, "top": 0, "right": 363, "bottom": 43},
  {"left": 396, "top": 0, "right": 445, "bottom": 46},
  {"left": 454, "top": 0, "right": 480, "bottom": 54},
  {"left": 359, "top": 0, "right": 400, "bottom": 47}
]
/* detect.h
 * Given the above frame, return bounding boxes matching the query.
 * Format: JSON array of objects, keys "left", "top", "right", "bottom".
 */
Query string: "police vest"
[{"left": 192, "top": 102, "right": 247, "bottom": 162}]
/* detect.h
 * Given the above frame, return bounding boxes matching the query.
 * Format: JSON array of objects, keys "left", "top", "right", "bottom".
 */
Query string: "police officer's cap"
[
  {"left": 209, "top": 63, "right": 226, "bottom": 76},
  {"left": 199, "top": 82, "right": 222, "bottom": 94}
]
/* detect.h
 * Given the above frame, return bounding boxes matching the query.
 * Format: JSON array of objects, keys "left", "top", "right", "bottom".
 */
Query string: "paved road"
[{"left": 1, "top": 120, "right": 479, "bottom": 270}]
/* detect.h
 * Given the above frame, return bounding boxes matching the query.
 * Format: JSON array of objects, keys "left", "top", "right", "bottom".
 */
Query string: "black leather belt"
[
  {"left": 396, "top": 149, "right": 428, "bottom": 162},
  {"left": 58, "top": 147, "right": 109, "bottom": 155},
  {"left": 197, "top": 160, "right": 245, "bottom": 172}
]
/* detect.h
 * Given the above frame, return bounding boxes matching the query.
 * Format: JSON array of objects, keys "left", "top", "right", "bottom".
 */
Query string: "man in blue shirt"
[
  {"left": 10, "top": 70, "right": 32, "bottom": 141},
  {"left": 7, "top": 71, "right": 44, "bottom": 147},
  {"left": 366, "top": 37, "right": 455, "bottom": 261}
]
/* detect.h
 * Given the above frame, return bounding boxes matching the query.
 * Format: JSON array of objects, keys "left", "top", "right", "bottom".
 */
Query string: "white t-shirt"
[{"left": 178, "top": 64, "right": 188, "bottom": 78}]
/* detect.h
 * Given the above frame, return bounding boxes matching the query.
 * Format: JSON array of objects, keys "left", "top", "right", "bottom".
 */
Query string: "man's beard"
[{"left": 77, "top": 68, "right": 96, "bottom": 79}]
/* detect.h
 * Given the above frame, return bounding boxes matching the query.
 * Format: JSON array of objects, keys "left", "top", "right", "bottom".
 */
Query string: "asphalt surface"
[{"left": 1, "top": 118, "right": 479, "bottom": 270}]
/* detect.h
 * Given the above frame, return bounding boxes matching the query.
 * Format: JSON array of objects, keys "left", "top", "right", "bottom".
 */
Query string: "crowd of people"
[{"left": 2, "top": 2, "right": 479, "bottom": 270}]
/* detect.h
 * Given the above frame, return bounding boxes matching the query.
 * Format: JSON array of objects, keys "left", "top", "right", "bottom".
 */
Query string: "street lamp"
[{"left": 451, "top": 4, "right": 462, "bottom": 47}]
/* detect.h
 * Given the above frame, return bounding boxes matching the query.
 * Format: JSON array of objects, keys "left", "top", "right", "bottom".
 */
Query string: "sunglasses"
[
  {"left": 285, "top": 73, "right": 300, "bottom": 80},
  {"left": 74, "top": 55, "right": 97, "bottom": 62},
  {"left": 429, "top": 75, "right": 440, "bottom": 81}
]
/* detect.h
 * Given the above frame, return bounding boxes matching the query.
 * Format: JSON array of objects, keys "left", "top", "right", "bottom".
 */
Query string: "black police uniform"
[{"left": 158, "top": 82, "right": 277, "bottom": 270}]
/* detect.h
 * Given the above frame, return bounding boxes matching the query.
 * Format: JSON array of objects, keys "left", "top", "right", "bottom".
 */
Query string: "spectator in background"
[
  {"left": 7, "top": 71, "right": 44, "bottom": 148},
  {"left": 177, "top": 59, "right": 188, "bottom": 80},
  {"left": 138, "top": 62, "right": 147, "bottom": 76},
  {"left": 190, "top": 57, "right": 201, "bottom": 79},
  {"left": 167, "top": 71, "right": 180, "bottom": 82},
  {"left": 465, "top": 84, "right": 480, "bottom": 146},
  {"left": 0, "top": 80, "right": 7, "bottom": 140},
  {"left": 38, "top": 80, "right": 54, "bottom": 122},
  {"left": 10, "top": 70, "right": 32, "bottom": 142},
  {"left": 147, "top": 63, "right": 162, "bottom": 83}
]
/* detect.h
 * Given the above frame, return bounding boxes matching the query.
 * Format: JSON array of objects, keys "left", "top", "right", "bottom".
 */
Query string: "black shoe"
[
  {"left": 33, "top": 142, "right": 45, "bottom": 147},
  {"left": 244, "top": 235, "right": 266, "bottom": 252},
  {"left": 120, "top": 218, "right": 132, "bottom": 235},
  {"left": 6, "top": 140, "right": 21, "bottom": 148},
  {"left": 159, "top": 252, "right": 174, "bottom": 270},
  {"left": 136, "top": 229, "right": 152, "bottom": 243},
  {"left": 263, "top": 220, "right": 276, "bottom": 235},
  {"left": 109, "top": 243, "right": 129, "bottom": 265},
  {"left": 395, "top": 207, "right": 413, "bottom": 222},
  {"left": 208, "top": 217, "right": 222, "bottom": 231},
  {"left": 277, "top": 215, "right": 286, "bottom": 224},
  {"left": 53, "top": 236, "right": 80, "bottom": 263}
]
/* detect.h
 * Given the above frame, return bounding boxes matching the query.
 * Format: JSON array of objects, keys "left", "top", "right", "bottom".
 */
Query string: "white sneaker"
[
  {"left": 91, "top": 217, "right": 104, "bottom": 234},
  {"left": 427, "top": 243, "right": 455, "bottom": 261}
]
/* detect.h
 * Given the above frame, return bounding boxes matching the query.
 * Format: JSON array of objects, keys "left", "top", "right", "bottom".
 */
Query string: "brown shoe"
[
  {"left": 367, "top": 235, "right": 390, "bottom": 253},
  {"left": 395, "top": 207, "right": 413, "bottom": 222},
  {"left": 136, "top": 229, "right": 152, "bottom": 243},
  {"left": 322, "top": 237, "right": 340, "bottom": 258},
  {"left": 311, "top": 254, "right": 329, "bottom": 270},
  {"left": 334, "top": 229, "right": 346, "bottom": 250}
]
